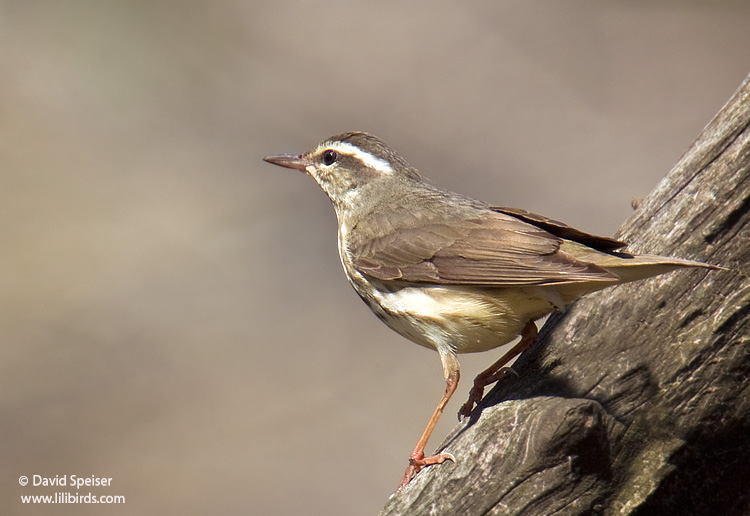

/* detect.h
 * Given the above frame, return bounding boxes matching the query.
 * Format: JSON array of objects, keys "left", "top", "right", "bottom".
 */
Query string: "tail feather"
[
  {"left": 558, "top": 239, "right": 724, "bottom": 284},
  {"left": 603, "top": 253, "right": 724, "bottom": 284}
]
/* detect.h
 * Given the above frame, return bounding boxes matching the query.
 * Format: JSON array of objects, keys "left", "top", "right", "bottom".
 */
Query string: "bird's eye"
[{"left": 322, "top": 149, "right": 337, "bottom": 166}]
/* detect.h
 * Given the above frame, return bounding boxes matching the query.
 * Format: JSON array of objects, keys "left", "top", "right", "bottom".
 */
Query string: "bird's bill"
[{"left": 263, "top": 154, "right": 310, "bottom": 173}]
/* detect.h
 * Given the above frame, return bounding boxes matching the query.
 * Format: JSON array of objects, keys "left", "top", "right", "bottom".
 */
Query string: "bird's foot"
[
  {"left": 458, "top": 366, "right": 517, "bottom": 419},
  {"left": 398, "top": 451, "right": 455, "bottom": 489}
]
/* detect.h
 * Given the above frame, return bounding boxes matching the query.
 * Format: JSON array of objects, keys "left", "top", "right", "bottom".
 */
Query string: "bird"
[{"left": 263, "top": 131, "right": 719, "bottom": 488}]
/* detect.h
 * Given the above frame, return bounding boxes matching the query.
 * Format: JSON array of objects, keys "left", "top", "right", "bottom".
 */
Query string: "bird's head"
[{"left": 264, "top": 132, "right": 423, "bottom": 216}]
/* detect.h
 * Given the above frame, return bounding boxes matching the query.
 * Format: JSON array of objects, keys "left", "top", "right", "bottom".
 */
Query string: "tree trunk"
[{"left": 380, "top": 74, "right": 750, "bottom": 516}]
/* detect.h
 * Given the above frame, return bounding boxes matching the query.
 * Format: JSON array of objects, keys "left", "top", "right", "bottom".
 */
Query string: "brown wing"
[
  {"left": 350, "top": 209, "right": 619, "bottom": 286},
  {"left": 491, "top": 206, "right": 627, "bottom": 252}
]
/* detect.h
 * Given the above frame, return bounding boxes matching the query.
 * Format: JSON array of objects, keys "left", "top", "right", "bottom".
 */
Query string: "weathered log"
[{"left": 380, "top": 74, "right": 750, "bottom": 516}]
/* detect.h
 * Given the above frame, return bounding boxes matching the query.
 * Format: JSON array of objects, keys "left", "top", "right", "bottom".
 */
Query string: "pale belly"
[{"left": 360, "top": 284, "right": 556, "bottom": 354}]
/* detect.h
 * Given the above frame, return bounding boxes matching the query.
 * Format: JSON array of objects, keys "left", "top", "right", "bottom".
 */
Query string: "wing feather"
[
  {"left": 349, "top": 208, "right": 618, "bottom": 286},
  {"left": 491, "top": 206, "right": 627, "bottom": 252}
]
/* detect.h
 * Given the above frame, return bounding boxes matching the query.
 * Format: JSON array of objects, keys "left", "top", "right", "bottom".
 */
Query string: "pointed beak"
[{"left": 263, "top": 154, "right": 311, "bottom": 173}]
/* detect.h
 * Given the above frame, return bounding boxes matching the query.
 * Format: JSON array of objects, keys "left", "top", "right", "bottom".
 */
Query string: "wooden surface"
[{"left": 380, "top": 74, "right": 750, "bottom": 516}]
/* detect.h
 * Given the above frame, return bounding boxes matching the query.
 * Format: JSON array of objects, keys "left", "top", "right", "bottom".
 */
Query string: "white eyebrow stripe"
[{"left": 322, "top": 141, "right": 393, "bottom": 173}]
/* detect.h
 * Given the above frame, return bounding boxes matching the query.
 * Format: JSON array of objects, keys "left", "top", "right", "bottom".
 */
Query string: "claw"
[
  {"left": 457, "top": 321, "right": 537, "bottom": 418},
  {"left": 398, "top": 371, "right": 460, "bottom": 489},
  {"left": 458, "top": 367, "right": 517, "bottom": 418},
  {"left": 415, "top": 452, "right": 454, "bottom": 466},
  {"left": 399, "top": 452, "right": 455, "bottom": 489}
]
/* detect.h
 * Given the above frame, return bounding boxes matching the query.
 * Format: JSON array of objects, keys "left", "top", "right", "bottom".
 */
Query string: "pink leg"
[
  {"left": 398, "top": 370, "right": 459, "bottom": 488},
  {"left": 458, "top": 320, "right": 537, "bottom": 418}
]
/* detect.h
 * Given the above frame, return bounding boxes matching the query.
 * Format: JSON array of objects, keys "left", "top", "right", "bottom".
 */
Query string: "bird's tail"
[{"left": 602, "top": 253, "right": 724, "bottom": 284}]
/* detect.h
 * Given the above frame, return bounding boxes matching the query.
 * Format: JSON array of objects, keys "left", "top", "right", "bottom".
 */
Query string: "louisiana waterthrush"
[{"left": 264, "top": 131, "right": 718, "bottom": 488}]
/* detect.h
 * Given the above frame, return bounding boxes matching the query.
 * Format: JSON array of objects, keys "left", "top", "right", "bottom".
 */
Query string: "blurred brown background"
[{"left": 2, "top": 2, "right": 749, "bottom": 514}]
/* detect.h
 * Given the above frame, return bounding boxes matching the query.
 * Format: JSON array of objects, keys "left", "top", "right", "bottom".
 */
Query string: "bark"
[{"left": 380, "top": 74, "right": 750, "bottom": 516}]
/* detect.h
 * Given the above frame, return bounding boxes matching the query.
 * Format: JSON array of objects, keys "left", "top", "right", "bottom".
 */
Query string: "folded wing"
[{"left": 350, "top": 208, "right": 620, "bottom": 286}]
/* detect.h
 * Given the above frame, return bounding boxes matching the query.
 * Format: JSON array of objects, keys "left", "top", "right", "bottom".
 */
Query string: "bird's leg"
[
  {"left": 398, "top": 369, "right": 459, "bottom": 489},
  {"left": 458, "top": 320, "right": 538, "bottom": 418}
]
